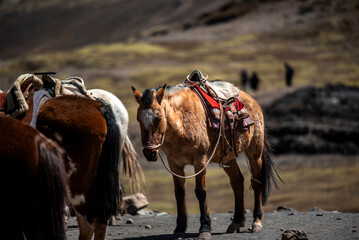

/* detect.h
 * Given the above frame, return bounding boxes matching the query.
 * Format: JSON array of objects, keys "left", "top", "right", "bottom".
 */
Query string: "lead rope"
[
  {"left": 245, "top": 155, "right": 261, "bottom": 189},
  {"left": 158, "top": 97, "right": 225, "bottom": 179}
]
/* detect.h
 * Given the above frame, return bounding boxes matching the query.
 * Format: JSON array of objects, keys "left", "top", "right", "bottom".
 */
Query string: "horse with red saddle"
[{"left": 132, "top": 70, "right": 281, "bottom": 239}]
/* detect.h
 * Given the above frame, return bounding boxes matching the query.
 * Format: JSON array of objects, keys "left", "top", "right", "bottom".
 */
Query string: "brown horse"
[
  {"left": 132, "top": 83, "right": 280, "bottom": 239},
  {"left": 2, "top": 74, "right": 144, "bottom": 240},
  {"left": 0, "top": 116, "right": 69, "bottom": 240},
  {"left": 36, "top": 95, "right": 121, "bottom": 240}
]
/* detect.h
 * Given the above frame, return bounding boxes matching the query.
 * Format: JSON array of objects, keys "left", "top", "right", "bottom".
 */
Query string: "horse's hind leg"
[
  {"left": 75, "top": 211, "right": 94, "bottom": 240},
  {"left": 245, "top": 150, "right": 263, "bottom": 232},
  {"left": 194, "top": 162, "right": 211, "bottom": 239},
  {"left": 223, "top": 159, "right": 245, "bottom": 233}
]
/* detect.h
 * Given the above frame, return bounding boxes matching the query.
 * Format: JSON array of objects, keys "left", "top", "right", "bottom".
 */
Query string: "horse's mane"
[
  {"left": 141, "top": 89, "right": 155, "bottom": 105},
  {"left": 141, "top": 85, "right": 186, "bottom": 105}
]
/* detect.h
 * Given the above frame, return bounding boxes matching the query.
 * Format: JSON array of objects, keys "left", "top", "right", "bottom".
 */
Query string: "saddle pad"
[
  {"left": 61, "top": 77, "right": 94, "bottom": 99},
  {"left": 205, "top": 81, "right": 240, "bottom": 100},
  {"left": 194, "top": 85, "right": 220, "bottom": 109},
  {"left": 190, "top": 85, "right": 254, "bottom": 130},
  {"left": 0, "top": 92, "right": 6, "bottom": 111}
]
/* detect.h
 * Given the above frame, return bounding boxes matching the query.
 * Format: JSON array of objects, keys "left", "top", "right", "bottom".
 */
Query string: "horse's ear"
[
  {"left": 132, "top": 86, "right": 142, "bottom": 104},
  {"left": 156, "top": 84, "right": 166, "bottom": 104}
]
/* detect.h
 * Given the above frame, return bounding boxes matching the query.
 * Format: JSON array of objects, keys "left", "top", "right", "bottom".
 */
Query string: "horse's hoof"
[
  {"left": 226, "top": 222, "right": 241, "bottom": 233},
  {"left": 173, "top": 231, "right": 185, "bottom": 239},
  {"left": 198, "top": 232, "right": 211, "bottom": 239},
  {"left": 251, "top": 222, "right": 263, "bottom": 232}
]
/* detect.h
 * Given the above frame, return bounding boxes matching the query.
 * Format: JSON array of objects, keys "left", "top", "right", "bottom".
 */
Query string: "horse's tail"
[
  {"left": 260, "top": 129, "right": 283, "bottom": 205},
  {"left": 122, "top": 134, "right": 146, "bottom": 193},
  {"left": 37, "top": 135, "right": 69, "bottom": 240},
  {"left": 89, "top": 104, "right": 121, "bottom": 223}
]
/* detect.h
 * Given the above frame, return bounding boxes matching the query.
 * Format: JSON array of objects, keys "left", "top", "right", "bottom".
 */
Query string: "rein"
[{"left": 157, "top": 85, "right": 225, "bottom": 179}]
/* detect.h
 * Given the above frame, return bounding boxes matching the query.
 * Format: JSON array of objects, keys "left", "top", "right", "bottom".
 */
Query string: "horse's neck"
[{"left": 164, "top": 89, "right": 205, "bottom": 137}]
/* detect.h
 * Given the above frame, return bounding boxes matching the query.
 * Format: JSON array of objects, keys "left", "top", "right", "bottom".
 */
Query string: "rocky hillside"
[
  {"left": 0, "top": 0, "right": 225, "bottom": 58},
  {"left": 264, "top": 84, "right": 359, "bottom": 154}
]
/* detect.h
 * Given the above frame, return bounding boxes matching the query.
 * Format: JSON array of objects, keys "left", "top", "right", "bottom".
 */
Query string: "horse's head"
[{"left": 132, "top": 84, "right": 167, "bottom": 162}]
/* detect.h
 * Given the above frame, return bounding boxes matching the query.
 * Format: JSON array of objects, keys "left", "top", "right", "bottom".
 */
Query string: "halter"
[{"left": 143, "top": 132, "right": 166, "bottom": 150}]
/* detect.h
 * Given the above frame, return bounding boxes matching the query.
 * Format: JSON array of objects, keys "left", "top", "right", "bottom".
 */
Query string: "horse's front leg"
[
  {"left": 93, "top": 218, "right": 109, "bottom": 240},
  {"left": 75, "top": 210, "right": 94, "bottom": 240},
  {"left": 224, "top": 159, "right": 245, "bottom": 233},
  {"left": 171, "top": 166, "right": 187, "bottom": 239},
  {"left": 194, "top": 160, "right": 211, "bottom": 239}
]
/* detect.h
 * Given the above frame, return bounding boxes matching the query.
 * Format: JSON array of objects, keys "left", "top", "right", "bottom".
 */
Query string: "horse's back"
[
  {"left": 37, "top": 95, "right": 107, "bottom": 137},
  {"left": 0, "top": 116, "right": 39, "bottom": 170},
  {"left": 88, "top": 89, "right": 128, "bottom": 124},
  {"left": 239, "top": 91, "right": 262, "bottom": 113},
  {"left": 88, "top": 88, "right": 128, "bottom": 142}
]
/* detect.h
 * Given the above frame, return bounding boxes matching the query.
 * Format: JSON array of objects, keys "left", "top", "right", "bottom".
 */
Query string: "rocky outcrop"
[{"left": 264, "top": 84, "right": 359, "bottom": 154}]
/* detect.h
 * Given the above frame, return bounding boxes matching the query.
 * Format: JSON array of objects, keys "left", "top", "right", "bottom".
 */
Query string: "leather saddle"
[{"left": 184, "top": 70, "right": 254, "bottom": 130}]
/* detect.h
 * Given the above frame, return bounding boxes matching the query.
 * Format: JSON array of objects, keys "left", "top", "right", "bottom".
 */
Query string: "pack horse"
[
  {"left": 132, "top": 70, "right": 280, "bottom": 239},
  {"left": 1, "top": 73, "right": 144, "bottom": 240}
]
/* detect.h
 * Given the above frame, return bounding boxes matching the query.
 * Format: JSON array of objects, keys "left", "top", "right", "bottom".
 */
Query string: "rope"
[
  {"left": 158, "top": 85, "right": 225, "bottom": 179},
  {"left": 143, "top": 133, "right": 165, "bottom": 150},
  {"left": 245, "top": 154, "right": 262, "bottom": 189}
]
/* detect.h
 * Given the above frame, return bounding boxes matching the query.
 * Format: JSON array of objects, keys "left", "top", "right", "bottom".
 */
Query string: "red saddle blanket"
[
  {"left": 193, "top": 85, "right": 244, "bottom": 112},
  {"left": 190, "top": 84, "right": 254, "bottom": 130},
  {"left": 0, "top": 92, "right": 6, "bottom": 111}
]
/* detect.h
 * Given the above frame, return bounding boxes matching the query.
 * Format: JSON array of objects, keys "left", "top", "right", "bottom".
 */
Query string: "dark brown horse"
[
  {"left": 132, "top": 82, "right": 280, "bottom": 239},
  {"left": 0, "top": 116, "right": 69, "bottom": 240}
]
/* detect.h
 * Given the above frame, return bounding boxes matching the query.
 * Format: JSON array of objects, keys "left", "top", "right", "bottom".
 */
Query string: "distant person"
[
  {"left": 284, "top": 62, "right": 294, "bottom": 87},
  {"left": 240, "top": 69, "right": 248, "bottom": 91},
  {"left": 250, "top": 72, "right": 260, "bottom": 91}
]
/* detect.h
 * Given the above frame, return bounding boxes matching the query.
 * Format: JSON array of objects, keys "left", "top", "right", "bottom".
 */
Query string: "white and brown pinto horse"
[
  {"left": 132, "top": 83, "right": 279, "bottom": 239},
  {"left": 88, "top": 89, "right": 145, "bottom": 193}
]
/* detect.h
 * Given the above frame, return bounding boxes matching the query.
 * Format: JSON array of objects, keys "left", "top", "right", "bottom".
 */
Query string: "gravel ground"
[{"left": 66, "top": 209, "right": 359, "bottom": 240}]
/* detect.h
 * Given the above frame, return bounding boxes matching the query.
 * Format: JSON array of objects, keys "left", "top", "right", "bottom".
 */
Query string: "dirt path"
[{"left": 66, "top": 210, "right": 359, "bottom": 240}]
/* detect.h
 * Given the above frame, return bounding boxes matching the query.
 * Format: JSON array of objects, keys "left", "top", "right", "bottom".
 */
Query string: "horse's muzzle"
[{"left": 143, "top": 148, "right": 159, "bottom": 162}]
